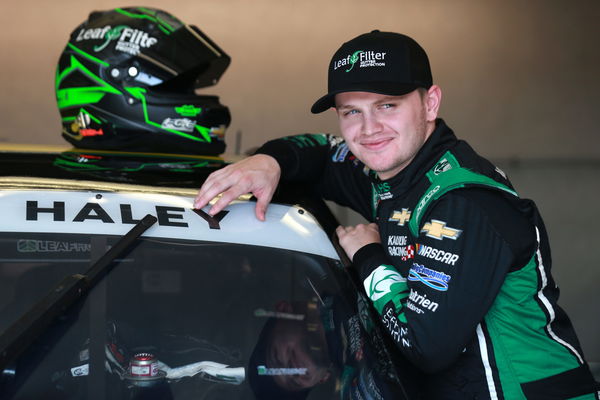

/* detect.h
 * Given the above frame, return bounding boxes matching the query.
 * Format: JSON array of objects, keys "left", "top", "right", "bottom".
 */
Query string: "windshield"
[{"left": 0, "top": 231, "right": 401, "bottom": 399}]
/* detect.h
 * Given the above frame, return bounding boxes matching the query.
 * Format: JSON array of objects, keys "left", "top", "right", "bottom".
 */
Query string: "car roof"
[{"left": 0, "top": 144, "right": 342, "bottom": 258}]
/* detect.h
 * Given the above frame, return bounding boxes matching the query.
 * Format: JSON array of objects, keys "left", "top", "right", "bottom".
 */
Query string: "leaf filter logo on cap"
[{"left": 333, "top": 49, "right": 387, "bottom": 73}]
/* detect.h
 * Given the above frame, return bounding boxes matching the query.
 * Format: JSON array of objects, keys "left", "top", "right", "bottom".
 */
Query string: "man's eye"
[
  {"left": 344, "top": 109, "right": 359, "bottom": 116},
  {"left": 380, "top": 103, "right": 395, "bottom": 109}
]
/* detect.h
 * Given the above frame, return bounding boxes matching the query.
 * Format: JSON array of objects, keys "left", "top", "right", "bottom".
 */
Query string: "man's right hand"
[{"left": 193, "top": 154, "right": 281, "bottom": 221}]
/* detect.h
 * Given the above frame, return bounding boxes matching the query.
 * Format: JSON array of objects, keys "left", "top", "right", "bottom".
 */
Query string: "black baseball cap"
[{"left": 310, "top": 30, "right": 433, "bottom": 114}]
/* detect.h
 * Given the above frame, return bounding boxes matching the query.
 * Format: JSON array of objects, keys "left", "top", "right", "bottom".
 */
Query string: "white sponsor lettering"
[
  {"left": 333, "top": 51, "right": 387, "bottom": 71},
  {"left": 76, "top": 26, "right": 112, "bottom": 41},
  {"left": 75, "top": 25, "right": 158, "bottom": 55},
  {"left": 119, "top": 27, "right": 157, "bottom": 48},
  {"left": 408, "top": 288, "right": 439, "bottom": 312},
  {"left": 388, "top": 246, "right": 409, "bottom": 257},
  {"left": 387, "top": 235, "right": 407, "bottom": 246},
  {"left": 417, "top": 244, "right": 460, "bottom": 266},
  {"left": 161, "top": 118, "right": 196, "bottom": 132},
  {"left": 382, "top": 307, "right": 408, "bottom": 346}
]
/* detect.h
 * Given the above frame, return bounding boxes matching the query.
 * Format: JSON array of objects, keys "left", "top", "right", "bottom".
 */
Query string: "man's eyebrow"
[
  {"left": 374, "top": 95, "right": 402, "bottom": 104},
  {"left": 336, "top": 95, "right": 404, "bottom": 109}
]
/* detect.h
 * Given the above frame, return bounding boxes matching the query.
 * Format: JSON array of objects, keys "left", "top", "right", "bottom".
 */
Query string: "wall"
[{"left": 1, "top": 0, "right": 598, "bottom": 157}]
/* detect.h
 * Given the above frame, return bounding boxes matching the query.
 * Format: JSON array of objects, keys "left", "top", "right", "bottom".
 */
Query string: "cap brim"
[{"left": 310, "top": 82, "right": 422, "bottom": 114}]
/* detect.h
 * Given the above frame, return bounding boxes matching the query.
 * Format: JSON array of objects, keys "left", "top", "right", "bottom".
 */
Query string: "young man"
[{"left": 195, "top": 31, "right": 599, "bottom": 399}]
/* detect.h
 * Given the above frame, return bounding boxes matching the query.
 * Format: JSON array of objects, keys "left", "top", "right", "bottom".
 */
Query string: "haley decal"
[
  {"left": 333, "top": 50, "right": 387, "bottom": 72},
  {"left": 421, "top": 219, "right": 462, "bottom": 240},
  {"left": 416, "top": 244, "right": 459, "bottom": 265},
  {"left": 75, "top": 25, "right": 158, "bottom": 56},
  {"left": 388, "top": 208, "right": 411, "bottom": 226},
  {"left": 25, "top": 201, "right": 223, "bottom": 230},
  {"left": 408, "top": 263, "right": 451, "bottom": 291}
]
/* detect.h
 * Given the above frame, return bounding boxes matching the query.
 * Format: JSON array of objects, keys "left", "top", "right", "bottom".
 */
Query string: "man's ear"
[{"left": 425, "top": 85, "right": 442, "bottom": 121}]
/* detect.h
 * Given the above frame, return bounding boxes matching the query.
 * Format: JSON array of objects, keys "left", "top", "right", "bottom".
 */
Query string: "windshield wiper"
[{"left": 0, "top": 214, "right": 158, "bottom": 372}]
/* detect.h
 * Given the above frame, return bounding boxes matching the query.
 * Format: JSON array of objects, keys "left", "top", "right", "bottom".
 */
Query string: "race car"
[{"left": 0, "top": 145, "right": 422, "bottom": 399}]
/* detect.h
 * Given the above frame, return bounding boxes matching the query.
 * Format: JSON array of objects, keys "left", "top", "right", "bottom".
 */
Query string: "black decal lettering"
[
  {"left": 156, "top": 206, "right": 187, "bottom": 227},
  {"left": 73, "top": 203, "right": 114, "bottom": 223},
  {"left": 120, "top": 204, "right": 141, "bottom": 224},
  {"left": 26, "top": 201, "right": 65, "bottom": 221},
  {"left": 192, "top": 208, "right": 229, "bottom": 229}
]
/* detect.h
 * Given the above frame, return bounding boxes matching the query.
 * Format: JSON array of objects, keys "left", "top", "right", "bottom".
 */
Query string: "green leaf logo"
[
  {"left": 94, "top": 25, "right": 128, "bottom": 52},
  {"left": 345, "top": 50, "right": 363, "bottom": 72}
]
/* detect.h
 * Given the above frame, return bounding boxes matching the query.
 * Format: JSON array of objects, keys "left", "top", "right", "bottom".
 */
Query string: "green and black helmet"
[{"left": 56, "top": 7, "right": 231, "bottom": 155}]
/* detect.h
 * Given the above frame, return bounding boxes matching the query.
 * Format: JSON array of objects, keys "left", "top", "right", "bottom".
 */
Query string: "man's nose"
[{"left": 362, "top": 113, "right": 383, "bottom": 135}]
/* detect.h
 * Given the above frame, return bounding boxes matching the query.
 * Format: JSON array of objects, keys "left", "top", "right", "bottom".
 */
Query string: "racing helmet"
[{"left": 56, "top": 7, "right": 231, "bottom": 155}]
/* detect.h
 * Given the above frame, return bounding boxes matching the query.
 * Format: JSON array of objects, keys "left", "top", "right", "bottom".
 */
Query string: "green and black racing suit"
[{"left": 256, "top": 119, "right": 600, "bottom": 399}]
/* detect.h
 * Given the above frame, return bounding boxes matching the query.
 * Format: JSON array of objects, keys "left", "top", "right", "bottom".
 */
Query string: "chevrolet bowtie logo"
[
  {"left": 389, "top": 208, "right": 411, "bottom": 226},
  {"left": 421, "top": 219, "right": 462, "bottom": 240}
]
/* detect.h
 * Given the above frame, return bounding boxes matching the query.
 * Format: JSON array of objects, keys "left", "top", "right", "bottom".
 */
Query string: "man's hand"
[
  {"left": 193, "top": 154, "right": 281, "bottom": 221},
  {"left": 336, "top": 223, "right": 381, "bottom": 261}
]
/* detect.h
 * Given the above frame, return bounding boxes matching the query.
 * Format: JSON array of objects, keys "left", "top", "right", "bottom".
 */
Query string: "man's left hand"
[{"left": 336, "top": 223, "right": 381, "bottom": 261}]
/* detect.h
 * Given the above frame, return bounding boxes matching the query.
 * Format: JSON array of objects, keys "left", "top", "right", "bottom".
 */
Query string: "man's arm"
[
  {"left": 339, "top": 191, "right": 535, "bottom": 373},
  {"left": 195, "top": 133, "right": 373, "bottom": 220}
]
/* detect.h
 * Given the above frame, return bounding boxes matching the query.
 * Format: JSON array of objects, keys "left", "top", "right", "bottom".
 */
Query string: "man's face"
[
  {"left": 335, "top": 89, "right": 438, "bottom": 180},
  {"left": 266, "top": 320, "right": 330, "bottom": 391}
]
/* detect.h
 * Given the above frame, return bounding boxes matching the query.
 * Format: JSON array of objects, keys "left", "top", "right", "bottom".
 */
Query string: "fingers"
[
  {"left": 193, "top": 154, "right": 281, "bottom": 219},
  {"left": 335, "top": 225, "right": 350, "bottom": 237},
  {"left": 335, "top": 223, "right": 381, "bottom": 261},
  {"left": 194, "top": 184, "right": 220, "bottom": 210},
  {"left": 205, "top": 188, "right": 241, "bottom": 216},
  {"left": 194, "top": 168, "right": 229, "bottom": 209},
  {"left": 255, "top": 192, "right": 273, "bottom": 222},
  {"left": 193, "top": 163, "right": 246, "bottom": 211}
]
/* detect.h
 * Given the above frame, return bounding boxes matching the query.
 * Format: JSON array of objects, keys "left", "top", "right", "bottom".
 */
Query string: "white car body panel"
[{"left": 0, "top": 189, "right": 339, "bottom": 259}]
